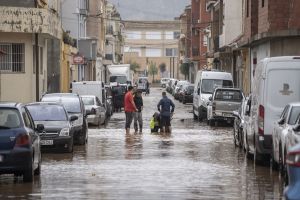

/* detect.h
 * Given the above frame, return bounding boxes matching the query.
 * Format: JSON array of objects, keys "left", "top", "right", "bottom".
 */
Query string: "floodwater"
[{"left": 0, "top": 88, "right": 284, "bottom": 199}]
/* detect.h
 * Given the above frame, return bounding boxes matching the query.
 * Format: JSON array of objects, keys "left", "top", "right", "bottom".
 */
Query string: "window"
[
  {"left": 22, "top": 108, "right": 33, "bottom": 129},
  {"left": 145, "top": 48, "right": 161, "bottom": 57},
  {"left": 166, "top": 48, "right": 178, "bottom": 57},
  {"left": 165, "top": 31, "right": 180, "bottom": 40},
  {"left": 125, "top": 31, "right": 142, "bottom": 40},
  {"left": 262, "top": 0, "right": 265, "bottom": 7},
  {"left": 145, "top": 32, "right": 161, "bottom": 40},
  {"left": 0, "top": 43, "right": 25, "bottom": 73}
]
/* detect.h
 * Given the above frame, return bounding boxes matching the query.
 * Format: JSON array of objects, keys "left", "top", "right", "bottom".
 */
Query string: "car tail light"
[
  {"left": 15, "top": 134, "right": 30, "bottom": 148},
  {"left": 286, "top": 151, "right": 300, "bottom": 167},
  {"left": 258, "top": 105, "right": 264, "bottom": 135}
]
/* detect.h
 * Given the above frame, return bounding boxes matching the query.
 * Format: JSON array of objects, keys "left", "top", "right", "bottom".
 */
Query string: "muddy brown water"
[{"left": 0, "top": 88, "right": 284, "bottom": 199}]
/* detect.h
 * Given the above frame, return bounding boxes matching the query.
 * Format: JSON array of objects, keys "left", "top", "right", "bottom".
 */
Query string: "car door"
[
  {"left": 22, "top": 107, "right": 40, "bottom": 168},
  {"left": 96, "top": 97, "right": 106, "bottom": 124},
  {"left": 273, "top": 105, "right": 289, "bottom": 162}
]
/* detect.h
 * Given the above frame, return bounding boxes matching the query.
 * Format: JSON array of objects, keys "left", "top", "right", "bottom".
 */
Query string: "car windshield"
[
  {"left": 81, "top": 97, "right": 95, "bottom": 106},
  {"left": 288, "top": 106, "right": 300, "bottom": 125},
  {"left": 201, "top": 79, "right": 233, "bottom": 94},
  {"left": 0, "top": 108, "right": 21, "bottom": 129},
  {"left": 27, "top": 105, "right": 67, "bottom": 121},
  {"left": 110, "top": 76, "right": 127, "bottom": 84},
  {"left": 214, "top": 90, "right": 243, "bottom": 102},
  {"left": 42, "top": 96, "right": 81, "bottom": 113}
]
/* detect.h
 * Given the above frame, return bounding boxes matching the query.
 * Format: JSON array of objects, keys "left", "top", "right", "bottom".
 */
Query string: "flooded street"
[{"left": 0, "top": 88, "right": 284, "bottom": 200}]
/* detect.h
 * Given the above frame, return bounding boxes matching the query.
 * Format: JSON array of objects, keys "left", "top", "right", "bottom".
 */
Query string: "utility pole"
[
  {"left": 35, "top": 1, "right": 39, "bottom": 101},
  {"left": 172, "top": 57, "right": 175, "bottom": 78},
  {"left": 169, "top": 57, "right": 172, "bottom": 78}
]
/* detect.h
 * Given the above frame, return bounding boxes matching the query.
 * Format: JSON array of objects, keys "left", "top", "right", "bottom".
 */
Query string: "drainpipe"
[{"left": 35, "top": 0, "right": 40, "bottom": 101}]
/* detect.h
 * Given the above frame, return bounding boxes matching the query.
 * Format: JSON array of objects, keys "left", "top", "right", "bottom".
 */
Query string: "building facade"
[
  {"left": 123, "top": 21, "right": 182, "bottom": 82},
  {"left": 0, "top": 0, "right": 62, "bottom": 103}
]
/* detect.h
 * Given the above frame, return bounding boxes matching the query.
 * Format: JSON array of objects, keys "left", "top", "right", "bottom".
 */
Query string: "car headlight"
[
  {"left": 59, "top": 128, "right": 69, "bottom": 136},
  {"left": 72, "top": 116, "right": 83, "bottom": 127}
]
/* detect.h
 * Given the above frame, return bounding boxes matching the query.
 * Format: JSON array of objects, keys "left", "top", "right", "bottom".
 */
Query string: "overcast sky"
[{"left": 108, "top": 0, "right": 190, "bottom": 20}]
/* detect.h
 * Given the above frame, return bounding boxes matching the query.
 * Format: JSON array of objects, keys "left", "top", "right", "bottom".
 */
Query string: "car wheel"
[
  {"left": 183, "top": 99, "right": 186, "bottom": 104},
  {"left": 67, "top": 138, "right": 74, "bottom": 153},
  {"left": 34, "top": 153, "right": 41, "bottom": 176},
  {"left": 198, "top": 108, "right": 203, "bottom": 122},
  {"left": 193, "top": 108, "right": 198, "bottom": 120},
  {"left": 23, "top": 159, "right": 34, "bottom": 182},
  {"left": 209, "top": 119, "right": 214, "bottom": 126},
  {"left": 79, "top": 130, "right": 87, "bottom": 145},
  {"left": 270, "top": 148, "right": 279, "bottom": 170},
  {"left": 233, "top": 126, "right": 238, "bottom": 147}
]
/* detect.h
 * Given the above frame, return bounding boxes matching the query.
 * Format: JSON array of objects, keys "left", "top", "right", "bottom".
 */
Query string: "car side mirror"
[
  {"left": 209, "top": 96, "right": 212, "bottom": 101},
  {"left": 70, "top": 115, "right": 78, "bottom": 122},
  {"left": 36, "top": 124, "right": 44, "bottom": 132},
  {"left": 278, "top": 118, "right": 285, "bottom": 125},
  {"left": 232, "top": 111, "right": 239, "bottom": 118},
  {"left": 293, "top": 124, "right": 300, "bottom": 132}
]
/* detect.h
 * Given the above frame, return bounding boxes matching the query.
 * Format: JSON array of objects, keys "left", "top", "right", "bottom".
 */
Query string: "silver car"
[
  {"left": 272, "top": 103, "right": 300, "bottom": 172},
  {"left": 81, "top": 95, "right": 106, "bottom": 126}
]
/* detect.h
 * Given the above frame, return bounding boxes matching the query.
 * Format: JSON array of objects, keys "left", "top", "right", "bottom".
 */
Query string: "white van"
[
  {"left": 246, "top": 56, "right": 300, "bottom": 159},
  {"left": 193, "top": 70, "right": 233, "bottom": 121},
  {"left": 72, "top": 81, "right": 106, "bottom": 104}
]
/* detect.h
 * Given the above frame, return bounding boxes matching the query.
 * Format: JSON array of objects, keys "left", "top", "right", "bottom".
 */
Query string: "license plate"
[
  {"left": 223, "top": 113, "right": 232, "bottom": 117},
  {"left": 41, "top": 140, "right": 53, "bottom": 146},
  {"left": 0, "top": 155, "right": 3, "bottom": 162}
]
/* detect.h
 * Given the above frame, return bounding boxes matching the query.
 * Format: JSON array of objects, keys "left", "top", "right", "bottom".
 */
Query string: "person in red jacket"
[{"left": 124, "top": 86, "right": 138, "bottom": 134}]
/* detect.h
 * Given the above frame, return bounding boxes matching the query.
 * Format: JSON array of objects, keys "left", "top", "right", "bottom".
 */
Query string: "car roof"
[
  {"left": 0, "top": 102, "right": 22, "bottom": 108},
  {"left": 26, "top": 102, "right": 64, "bottom": 107},
  {"left": 215, "top": 88, "right": 242, "bottom": 91},
  {"left": 288, "top": 102, "right": 300, "bottom": 107},
  {"left": 43, "top": 93, "right": 79, "bottom": 97},
  {"left": 80, "top": 95, "right": 96, "bottom": 98}
]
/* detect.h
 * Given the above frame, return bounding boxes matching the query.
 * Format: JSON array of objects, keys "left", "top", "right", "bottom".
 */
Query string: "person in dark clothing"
[
  {"left": 157, "top": 91, "right": 175, "bottom": 134},
  {"left": 145, "top": 81, "right": 150, "bottom": 95},
  {"left": 133, "top": 90, "right": 143, "bottom": 133}
]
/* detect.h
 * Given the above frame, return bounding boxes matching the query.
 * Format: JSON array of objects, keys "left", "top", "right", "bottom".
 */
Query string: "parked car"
[
  {"left": 81, "top": 95, "right": 106, "bottom": 126},
  {"left": 26, "top": 102, "right": 78, "bottom": 153},
  {"left": 173, "top": 80, "right": 189, "bottom": 98},
  {"left": 207, "top": 88, "right": 244, "bottom": 126},
  {"left": 232, "top": 96, "right": 250, "bottom": 148},
  {"left": 0, "top": 102, "right": 44, "bottom": 182},
  {"left": 193, "top": 70, "right": 233, "bottom": 121},
  {"left": 179, "top": 84, "right": 194, "bottom": 104},
  {"left": 160, "top": 78, "right": 170, "bottom": 88},
  {"left": 246, "top": 57, "right": 300, "bottom": 162},
  {"left": 166, "top": 79, "right": 175, "bottom": 93},
  {"left": 136, "top": 77, "right": 149, "bottom": 93},
  {"left": 41, "top": 93, "right": 88, "bottom": 145},
  {"left": 104, "top": 85, "right": 113, "bottom": 117},
  {"left": 284, "top": 143, "right": 300, "bottom": 200},
  {"left": 271, "top": 103, "right": 300, "bottom": 172}
]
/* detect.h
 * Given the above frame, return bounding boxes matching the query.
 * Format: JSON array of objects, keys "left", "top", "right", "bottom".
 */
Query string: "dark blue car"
[
  {"left": 285, "top": 142, "right": 300, "bottom": 200},
  {"left": 0, "top": 103, "right": 44, "bottom": 182}
]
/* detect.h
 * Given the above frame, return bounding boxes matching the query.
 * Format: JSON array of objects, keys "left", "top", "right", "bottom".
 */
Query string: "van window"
[
  {"left": 214, "top": 90, "right": 243, "bottom": 102},
  {"left": 288, "top": 106, "right": 300, "bottom": 125},
  {"left": 201, "top": 79, "right": 233, "bottom": 94}
]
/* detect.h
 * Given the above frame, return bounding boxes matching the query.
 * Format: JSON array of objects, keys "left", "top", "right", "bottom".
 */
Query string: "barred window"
[{"left": 0, "top": 43, "right": 25, "bottom": 73}]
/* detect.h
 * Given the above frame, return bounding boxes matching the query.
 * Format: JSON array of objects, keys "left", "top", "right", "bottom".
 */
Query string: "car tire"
[
  {"left": 209, "top": 119, "right": 214, "bottom": 126},
  {"left": 23, "top": 160, "right": 34, "bottom": 182},
  {"left": 67, "top": 138, "right": 74, "bottom": 153},
  {"left": 34, "top": 153, "right": 41, "bottom": 176},
  {"left": 78, "top": 131, "right": 87, "bottom": 145},
  {"left": 198, "top": 108, "right": 203, "bottom": 122},
  {"left": 183, "top": 99, "right": 186, "bottom": 104},
  {"left": 233, "top": 126, "right": 238, "bottom": 147},
  {"left": 270, "top": 150, "right": 279, "bottom": 170},
  {"left": 193, "top": 108, "right": 198, "bottom": 120}
]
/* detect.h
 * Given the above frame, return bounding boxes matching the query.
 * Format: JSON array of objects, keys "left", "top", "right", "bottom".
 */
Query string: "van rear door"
[{"left": 264, "top": 62, "right": 300, "bottom": 135}]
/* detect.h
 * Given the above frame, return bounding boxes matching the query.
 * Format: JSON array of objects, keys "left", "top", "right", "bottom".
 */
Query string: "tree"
[
  {"left": 159, "top": 62, "right": 166, "bottom": 73},
  {"left": 129, "top": 61, "right": 140, "bottom": 73},
  {"left": 180, "top": 63, "right": 189, "bottom": 80},
  {"left": 148, "top": 61, "right": 158, "bottom": 82}
]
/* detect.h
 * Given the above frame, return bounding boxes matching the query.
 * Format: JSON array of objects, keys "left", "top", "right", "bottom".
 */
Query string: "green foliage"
[
  {"left": 159, "top": 62, "right": 166, "bottom": 73},
  {"left": 180, "top": 63, "right": 189, "bottom": 77},
  {"left": 129, "top": 61, "right": 140, "bottom": 73},
  {"left": 149, "top": 61, "right": 158, "bottom": 82}
]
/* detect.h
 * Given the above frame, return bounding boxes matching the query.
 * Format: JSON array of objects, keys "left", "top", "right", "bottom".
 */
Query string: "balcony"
[{"left": 0, "top": 6, "right": 62, "bottom": 39}]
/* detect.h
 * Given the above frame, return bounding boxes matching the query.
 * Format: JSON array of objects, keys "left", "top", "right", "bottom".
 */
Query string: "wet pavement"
[{"left": 0, "top": 88, "right": 284, "bottom": 199}]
